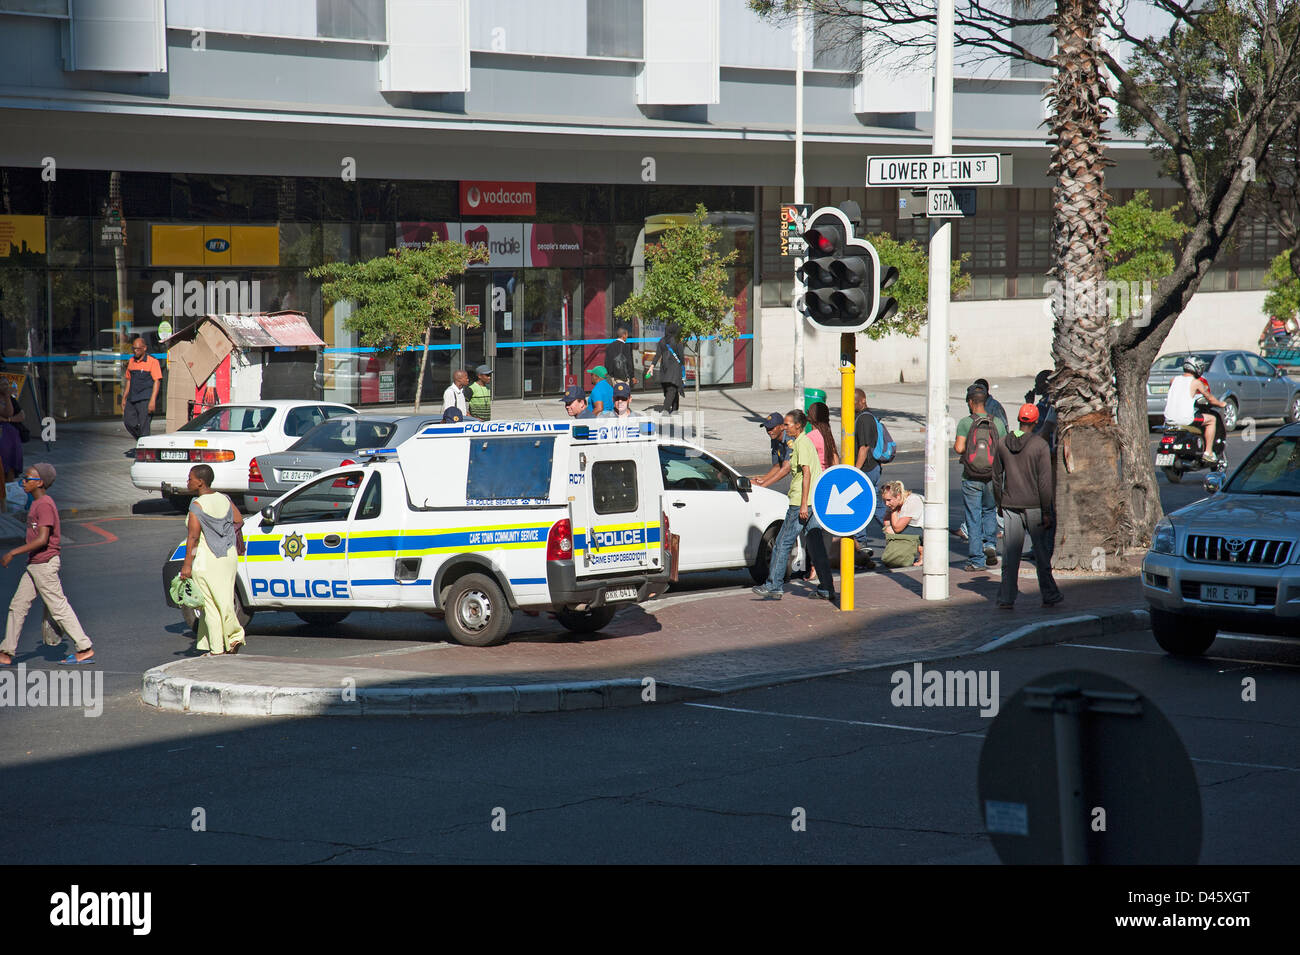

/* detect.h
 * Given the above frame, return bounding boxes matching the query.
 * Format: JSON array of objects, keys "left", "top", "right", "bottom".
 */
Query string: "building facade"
[{"left": 0, "top": 0, "right": 1277, "bottom": 421}]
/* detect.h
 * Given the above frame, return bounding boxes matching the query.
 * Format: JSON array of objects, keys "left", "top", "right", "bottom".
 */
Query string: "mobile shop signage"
[
  {"left": 459, "top": 181, "right": 536, "bottom": 217},
  {"left": 866, "top": 154, "right": 1005, "bottom": 187},
  {"left": 780, "top": 203, "right": 811, "bottom": 257}
]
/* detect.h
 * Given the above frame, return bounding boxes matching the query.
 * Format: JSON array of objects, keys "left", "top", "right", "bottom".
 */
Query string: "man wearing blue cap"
[
  {"left": 561, "top": 385, "right": 595, "bottom": 419},
  {"left": 599, "top": 381, "right": 639, "bottom": 418},
  {"left": 441, "top": 406, "right": 465, "bottom": 423},
  {"left": 753, "top": 412, "right": 794, "bottom": 488}
]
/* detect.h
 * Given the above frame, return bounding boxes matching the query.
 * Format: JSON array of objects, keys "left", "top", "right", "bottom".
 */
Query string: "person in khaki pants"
[{"left": 0, "top": 463, "right": 95, "bottom": 666}]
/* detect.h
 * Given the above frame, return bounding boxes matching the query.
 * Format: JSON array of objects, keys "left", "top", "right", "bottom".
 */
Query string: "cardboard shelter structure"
[{"left": 161, "top": 311, "right": 325, "bottom": 432}]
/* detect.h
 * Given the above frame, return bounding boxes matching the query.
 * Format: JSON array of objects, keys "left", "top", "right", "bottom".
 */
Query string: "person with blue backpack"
[{"left": 850, "top": 388, "right": 896, "bottom": 560}]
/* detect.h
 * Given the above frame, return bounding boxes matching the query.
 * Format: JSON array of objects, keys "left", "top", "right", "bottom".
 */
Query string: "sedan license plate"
[
  {"left": 1200, "top": 584, "right": 1254, "bottom": 605},
  {"left": 1155, "top": 453, "right": 1176, "bottom": 466},
  {"left": 159, "top": 450, "right": 189, "bottom": 462},
  {"left": 605, "top": 586, "right": 638, "bottom": 603},
  {"left": 277, "top": 469, "right": 317, "bottom": 482},
  {"left": 1149, "top": 383, "right": 1169, "bottom": 395}
]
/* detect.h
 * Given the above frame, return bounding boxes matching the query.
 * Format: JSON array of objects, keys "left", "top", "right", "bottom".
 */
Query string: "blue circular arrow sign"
[{"left": 810, "top": 464, "right": 878, "bottom": 537}]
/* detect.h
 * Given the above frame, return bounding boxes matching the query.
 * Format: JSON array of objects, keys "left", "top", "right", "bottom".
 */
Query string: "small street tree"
[
  {"left": 615, "top": 204, "right": 738, "bottom": 433},
  {"left": 1263, "top": 251, "right": 1300, "bottom": 323},
  {"left": 310, "top": 241, "right": 488, "bottom": 412},
  {"left": 860, "top": 232, "right": 970, "bottom": 341}
]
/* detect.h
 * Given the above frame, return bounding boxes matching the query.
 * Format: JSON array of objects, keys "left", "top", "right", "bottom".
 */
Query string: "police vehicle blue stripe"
[
  {"left": 169, "top": 544, "right": 186, "bottom": 560},
  {"left": 350, "top": 578, "right": 433, "bottom": 587},
  {"left": 509, "top": 577, "right": 546, "bottom": 585}
]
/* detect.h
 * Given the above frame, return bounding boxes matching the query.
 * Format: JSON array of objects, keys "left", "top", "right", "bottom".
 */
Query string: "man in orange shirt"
[{"left": 122, "top": 337, "right": 162, "bottom": 439}]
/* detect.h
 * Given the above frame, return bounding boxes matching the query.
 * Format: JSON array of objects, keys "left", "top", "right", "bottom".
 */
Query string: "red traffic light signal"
[{"left": 795, "top": 207, "right": 893, "bottom": 332}]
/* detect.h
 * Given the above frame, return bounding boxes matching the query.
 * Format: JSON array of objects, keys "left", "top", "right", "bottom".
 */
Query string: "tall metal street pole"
[
  {"left": 792, "top": 2, "right": 806, "bottom": 403},
  {"left": 922, "top": 0, "right": 955, "bottom": 601}
]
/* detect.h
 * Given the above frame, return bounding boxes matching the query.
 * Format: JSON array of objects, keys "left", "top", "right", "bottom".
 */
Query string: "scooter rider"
[{"left": 1163, "top": 357, "right": 1225, "bottom": 463}]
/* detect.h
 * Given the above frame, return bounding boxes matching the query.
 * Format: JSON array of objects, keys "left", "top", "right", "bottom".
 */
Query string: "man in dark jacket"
[
  {"left": 606, "top": 326, "right": 635, "bottom": 388},
  {"left": 992, "top": 404, "right": 1063, "bottom": 609}
]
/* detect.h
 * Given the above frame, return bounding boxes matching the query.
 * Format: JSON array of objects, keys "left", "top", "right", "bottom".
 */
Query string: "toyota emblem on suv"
[{"left": 1226, "top": 538, "right": 1246, "bottom": 561}]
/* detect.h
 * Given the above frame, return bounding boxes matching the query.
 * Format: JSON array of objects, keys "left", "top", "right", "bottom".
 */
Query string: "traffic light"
[{"left": 796, "top": 207, "right": 896, "bottom": 333}]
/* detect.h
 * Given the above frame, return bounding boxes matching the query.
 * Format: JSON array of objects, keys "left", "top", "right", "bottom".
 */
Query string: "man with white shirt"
[{"left": 442, "top": 368, "right": 469, "bottom": 416}]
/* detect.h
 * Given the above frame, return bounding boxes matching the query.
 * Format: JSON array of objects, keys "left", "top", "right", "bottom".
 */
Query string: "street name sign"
[
  {"left": 927, "top": 187, "right": 977, "bottom": 218},
  {"left": 867, "top": 154, "right": 1006, "bottom": 187},
  {"left": 811, "top": 464, "right": 878, "bottom": 537}
]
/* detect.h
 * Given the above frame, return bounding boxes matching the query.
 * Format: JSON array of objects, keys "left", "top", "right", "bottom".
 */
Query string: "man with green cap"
[
  {"left": 587, "top": 366, "right": 614, "bottom": 416},
  {"left": 468, "top": 364, "right": 493, "bottom": 420}
]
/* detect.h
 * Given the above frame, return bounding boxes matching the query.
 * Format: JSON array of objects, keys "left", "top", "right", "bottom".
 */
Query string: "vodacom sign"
[{"left": 459, "top": 180, "right": 536, "bottom": 217}]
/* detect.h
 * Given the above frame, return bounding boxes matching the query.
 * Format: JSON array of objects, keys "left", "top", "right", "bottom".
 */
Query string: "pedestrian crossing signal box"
[{"left": 797, "top": 207, "right": 899, "bottom": 332}]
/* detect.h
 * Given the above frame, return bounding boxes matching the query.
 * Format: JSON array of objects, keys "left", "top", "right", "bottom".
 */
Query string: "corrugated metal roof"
[{"left": 164, "top": 311, "right": 325, "bottom": 349}]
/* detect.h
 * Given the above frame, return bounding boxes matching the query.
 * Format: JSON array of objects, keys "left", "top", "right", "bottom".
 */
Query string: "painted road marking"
[{"left": 1062, "top": 642, "right": 1300, "bottom": 670}]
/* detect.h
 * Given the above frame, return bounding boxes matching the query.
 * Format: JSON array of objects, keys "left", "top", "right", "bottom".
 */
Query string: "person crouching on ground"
[
  {"left": 751, "top": 409, "right": 836, "bottom": 603},
  {"left": 879, "top": 480, "right": 924, "bottom": 568},
  {"left": 0, "top": 463, "right": 95, "bottom": 666},
  {"left": 992, "top": 404, "right": 1063, "bottom": 609},
  {"left": 178, "top": 464, "right": 246, "bottom": 656}
]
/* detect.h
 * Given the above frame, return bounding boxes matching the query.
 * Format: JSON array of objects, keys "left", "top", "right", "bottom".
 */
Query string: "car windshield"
[
  {"left": 290, "top": 419, "right": 398, "bottom": 453},
  {"left": 1223, "top": 434, "right": 1300, "bottom": 496},
  {"left": 1151, "top": 353, "right": 1218, "bottom": 373},
  {"left": 179, "top": 406, "right": 275, "bottom": 433}
]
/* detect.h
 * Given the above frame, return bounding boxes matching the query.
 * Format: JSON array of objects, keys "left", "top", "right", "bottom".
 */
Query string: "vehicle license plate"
[
  {"left": 605, "top": 587, "right": 638, "bottom": 603},
  {"left": 1200, "top": 584, "right": 1254, "bottom": 604},
  {"left": 160, "top": 450, "right": 189, "bottom": 461},
  {"left": 278, "top": 469, "right": 317, "bottom": 482},
  {"left": 1155, "top": 453, "right": 1176, "bottom": 466},
  {"left": 1150, "top": 383, "right": 1169, "bottom": 395}
]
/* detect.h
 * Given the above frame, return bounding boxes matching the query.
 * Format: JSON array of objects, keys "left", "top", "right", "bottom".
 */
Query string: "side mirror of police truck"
[{"left": 261, "top": 506, "right": 276, "bottom": 525}]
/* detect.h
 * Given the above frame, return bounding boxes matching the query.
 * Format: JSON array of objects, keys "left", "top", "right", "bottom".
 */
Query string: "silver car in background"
[
  {"left": 1141, "top": 421, "right": 1300, "bottom": 655},
  {"left": 246, "top": 413, "right": 442, "bottom": 511},
  {"left": 1146, "top": 350, "right": 1300, "bottom": 430}
]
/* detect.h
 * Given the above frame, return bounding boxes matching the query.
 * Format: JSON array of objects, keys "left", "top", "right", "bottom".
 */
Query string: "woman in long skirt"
[{"left": 178, "top": 464, "right": 246, "bottom": 655}]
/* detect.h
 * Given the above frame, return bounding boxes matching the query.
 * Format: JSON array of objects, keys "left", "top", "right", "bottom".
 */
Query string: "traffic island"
[{"left": 140, "top": 570, "right": 1147, "bottom": 717}]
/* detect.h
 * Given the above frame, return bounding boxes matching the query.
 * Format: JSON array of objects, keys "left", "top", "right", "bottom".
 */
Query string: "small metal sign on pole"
[{"left": 780, "top": 203, "right": 811, "bottom": 257}]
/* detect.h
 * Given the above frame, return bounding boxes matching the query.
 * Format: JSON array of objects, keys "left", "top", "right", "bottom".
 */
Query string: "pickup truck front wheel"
[
  {"left": 444, "top": 573, "right": 511, "bottom": 647},
  {"left": 555, "top": 606, "right": 617, "bottom": 633}
]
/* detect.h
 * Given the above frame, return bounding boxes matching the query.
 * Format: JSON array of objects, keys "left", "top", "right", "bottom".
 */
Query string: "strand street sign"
[
  {"left": 927, "top": 187, "right": 977, "bottom": 218},
  {"left": 867, "top": 154, "right": 1006, "bottom": 187}
]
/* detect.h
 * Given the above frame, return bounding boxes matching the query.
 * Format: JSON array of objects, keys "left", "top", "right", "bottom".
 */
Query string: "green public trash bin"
[{"left": 803, "top": 387, "right": 826, "bottom": 432}]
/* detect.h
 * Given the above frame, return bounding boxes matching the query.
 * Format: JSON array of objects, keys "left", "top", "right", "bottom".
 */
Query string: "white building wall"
[{"left": 755, "top": 290, "right": 1268, "bottom": 388}]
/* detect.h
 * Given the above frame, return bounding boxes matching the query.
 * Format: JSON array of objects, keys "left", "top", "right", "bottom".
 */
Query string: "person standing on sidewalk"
[
  {"left": 850, "top": 389, "right": 885, "bottom": 566},
  {"left": 442, "top": 368, "right": 469, "bottom": 416},
  {"left": 753, "top": 413, "right": 794, "bottom": 488},
  {"left": 122, "top": 337, "right": 162, "bottom": 439},
  {"left": 752, "top": 409, "right": 836, "bottom": 603},
  {"left": 587, "top": 366, "right": 614, "bottom": 416},
  {"left": 954, "top": 384, "right": 1006, "bottom": 571},
  {"left": 0, "top": 464, "right": 95, "bottom": 666},
  {"left": 648, "top": 328, "right": 685, "bottom": 414},
  {"left": 468, "top": 364, "right": 493, "bottom": 420},
  {"left": 992, "top": 404, "right": 1063, "bottom": 609},
  {"left": 606, "top": 326, "right": 635, "bottom": 389},
  {"left": 178, "top": 464, "right": 246, "bottom": 656}
]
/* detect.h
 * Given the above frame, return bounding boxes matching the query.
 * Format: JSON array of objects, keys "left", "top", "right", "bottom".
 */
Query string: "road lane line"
[
  {"left": 683, "top": 702, "right": 985, "bottom": 737},
  {"left": 1190, "top": 757, "right": 1299, "bottom": 773},
  {"left": 1062, "top": 642, "right": 1300, "bottom": 670}
]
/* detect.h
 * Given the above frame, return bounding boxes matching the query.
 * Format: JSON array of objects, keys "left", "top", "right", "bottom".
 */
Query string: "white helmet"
[{"left": 1183, "top": 356, "right": 1206, "bottom": 376}]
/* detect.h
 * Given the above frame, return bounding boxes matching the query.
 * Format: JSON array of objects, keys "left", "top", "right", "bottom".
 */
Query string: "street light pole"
[
  {"left": 922, "top": 0, "right": 955, "bottom": 601},
  {"left": 792, "top": 2, "right": 806, "bottom": 403}
]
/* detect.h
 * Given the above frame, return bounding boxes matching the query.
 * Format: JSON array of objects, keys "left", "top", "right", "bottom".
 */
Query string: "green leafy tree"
[
  {"left": 1105, "top": 191, "right": 1190, "bottom": 285},
  {"left": 615, "top": 204, "right": 738, "bottom": 431},
  {"left": 310, "top": 241, "right": 488, "bottom": 412},
  {"left": 1263, "top": 251, "right": 1300, "bottom": 323},
  {"left": 860, "top": 233, "right": 969, "bottom": 341}
]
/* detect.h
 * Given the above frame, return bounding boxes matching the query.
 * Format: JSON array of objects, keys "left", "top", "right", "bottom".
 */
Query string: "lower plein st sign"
[{"left": 811, "top": 465, "right": 878, "bottom": 537}]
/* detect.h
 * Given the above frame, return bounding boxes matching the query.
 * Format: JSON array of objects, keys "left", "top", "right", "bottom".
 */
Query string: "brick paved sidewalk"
[{"left": 145, "top": 567, "right": 1144, "bottom": 713}]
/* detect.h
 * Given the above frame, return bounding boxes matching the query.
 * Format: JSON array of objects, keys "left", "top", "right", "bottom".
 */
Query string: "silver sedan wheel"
[{"left": 1222, "top": 397, "right": 1238, "bottom": 431}]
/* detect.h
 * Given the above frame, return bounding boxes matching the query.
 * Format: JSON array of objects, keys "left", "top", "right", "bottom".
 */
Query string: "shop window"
[
  {"left": 316, "top": 0, "right": 386, "bottom": 41},
  {"left": 1017, "top": 214, "right": 1051, "bottom": 269},
  {"left": 587, "top": 0, "right": 643, "bottom": 57}
]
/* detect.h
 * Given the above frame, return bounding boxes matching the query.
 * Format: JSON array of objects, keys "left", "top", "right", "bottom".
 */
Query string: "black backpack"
[{"left": 963, "top": 415, "right": 999, "bottom": 480}]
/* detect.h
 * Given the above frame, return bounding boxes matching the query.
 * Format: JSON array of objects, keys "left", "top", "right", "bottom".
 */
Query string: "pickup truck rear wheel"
[
  {"left": 295, "top": 611, "right": 350, "bottom": 627},
  {"left": 555, "top": 606, "right": 617, "bottom": 633},
  {"left": 1151, "top": 608, "right": 1216, "bottom": 656},
  {"left": 444, "top": 573, "right": 511, "bottom": 647}
]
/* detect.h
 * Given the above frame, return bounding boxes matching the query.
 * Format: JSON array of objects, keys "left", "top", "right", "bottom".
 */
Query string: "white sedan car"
[{"left": 132, "top": 400, "right": 356, "bottom": 509}]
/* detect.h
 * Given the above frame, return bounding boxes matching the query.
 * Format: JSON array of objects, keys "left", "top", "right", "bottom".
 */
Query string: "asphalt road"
[{"left": 0, "top": 432, "right": 1290, "bottom": 864}]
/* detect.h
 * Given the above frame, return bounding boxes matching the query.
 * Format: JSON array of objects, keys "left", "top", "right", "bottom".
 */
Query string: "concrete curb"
[{"left": 139, "top": 605, "right": 1149, "bottom": 718}]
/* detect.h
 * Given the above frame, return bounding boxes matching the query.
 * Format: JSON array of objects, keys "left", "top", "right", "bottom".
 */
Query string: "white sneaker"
[{"left": 1202, "top": 450, "right": 1218, "bottom": 463}]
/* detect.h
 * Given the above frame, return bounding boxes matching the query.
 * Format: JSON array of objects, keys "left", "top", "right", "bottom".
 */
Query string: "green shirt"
[
  {"left": 788, "top": 432, "right": 822, "bottom": 506},
  {"left": 956, "top": 414, "right": 1008, "bottom": 439},
  {"left": 468, "top": 381, "right": 491, "bottom": 420}
]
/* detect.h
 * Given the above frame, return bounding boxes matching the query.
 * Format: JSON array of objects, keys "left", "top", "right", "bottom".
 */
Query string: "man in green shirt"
[
  {"left": 752, "top": 409, "right": 836, "bottom": 602},
  {"left": 954, "top": 384, "right": 1007, "bottom": 570},
  {"left": 468, "top": 364, "right": 492, "bottom": 420}
]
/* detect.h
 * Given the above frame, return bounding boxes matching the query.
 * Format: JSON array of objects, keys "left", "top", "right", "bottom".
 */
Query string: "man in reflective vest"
[{"left": 468, "top": 364, "right": 493, "bottom": 420}]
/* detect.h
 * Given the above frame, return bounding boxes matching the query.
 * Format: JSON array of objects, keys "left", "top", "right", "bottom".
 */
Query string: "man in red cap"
[{"left": 991, "top": 404, "right": 1062, "bottom": 609}]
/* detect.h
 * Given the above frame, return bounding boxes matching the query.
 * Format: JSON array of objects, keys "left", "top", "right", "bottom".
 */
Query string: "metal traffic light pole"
[{"left": 922, "top": 0, "right": 956, "bottom": 601}]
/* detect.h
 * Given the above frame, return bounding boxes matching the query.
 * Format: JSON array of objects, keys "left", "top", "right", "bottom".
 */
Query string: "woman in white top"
[{"left": 880, "top": 480, "right": 925, "bottom": 568}]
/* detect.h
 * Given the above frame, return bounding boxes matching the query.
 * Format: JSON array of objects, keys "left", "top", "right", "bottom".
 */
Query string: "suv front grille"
[
  {"left": 1184, "top": 535, "right": 1292, "bottom": 565},
  {"left": 1180, "top": 581, "right": 1278, "bottom": 606}
]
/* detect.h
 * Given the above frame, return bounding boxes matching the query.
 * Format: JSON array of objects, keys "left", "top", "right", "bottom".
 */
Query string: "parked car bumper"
[{"left": 1141, "top": 551, "right": 1300, "bottom": 635}]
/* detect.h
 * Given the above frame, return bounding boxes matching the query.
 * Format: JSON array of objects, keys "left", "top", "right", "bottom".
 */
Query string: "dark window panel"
[{"left": 587, "top": 0, "right": 643, "bottom": 58}]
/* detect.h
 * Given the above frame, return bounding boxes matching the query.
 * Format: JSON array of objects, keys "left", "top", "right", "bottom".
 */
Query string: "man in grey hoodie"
[{"left": 991, "top": 404, "right": 1063, "bottom": 609}]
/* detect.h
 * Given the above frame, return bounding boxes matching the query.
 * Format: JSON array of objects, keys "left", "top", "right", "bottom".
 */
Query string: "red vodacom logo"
[{"left": 459, "top": 181, "right": 536, "bottom": 216}]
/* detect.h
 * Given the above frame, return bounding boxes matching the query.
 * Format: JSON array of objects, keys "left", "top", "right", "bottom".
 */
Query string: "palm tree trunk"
[
  {"left": 1046, "top": 0, "right": 1129, "bottom": 570},
  {"left": 413, "top": 323, "right": 431, "bottom": 413}
]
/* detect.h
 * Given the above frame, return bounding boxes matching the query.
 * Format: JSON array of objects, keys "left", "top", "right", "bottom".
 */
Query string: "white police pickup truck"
[{"left": 162, "top": 418, "right": 800, "bottom": 646}]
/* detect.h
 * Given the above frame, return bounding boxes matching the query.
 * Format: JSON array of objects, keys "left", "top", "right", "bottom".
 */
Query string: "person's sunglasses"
[{"left": 20, "top": 475, "right": 39, "bottom": 483}]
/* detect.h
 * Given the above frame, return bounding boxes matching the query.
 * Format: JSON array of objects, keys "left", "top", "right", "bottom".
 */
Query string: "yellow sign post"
[{"left": 840, "top": 332, "right": 856, "bottom": 611}]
